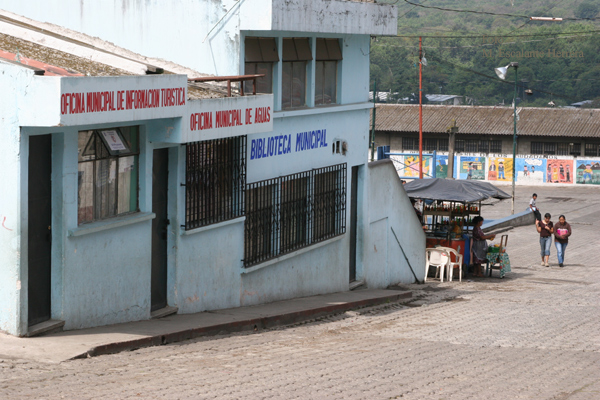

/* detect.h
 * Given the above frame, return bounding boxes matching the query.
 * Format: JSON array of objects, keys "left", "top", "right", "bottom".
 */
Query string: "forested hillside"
[{"left": 370, "top": 0, "right": 600, "bottom": 107}]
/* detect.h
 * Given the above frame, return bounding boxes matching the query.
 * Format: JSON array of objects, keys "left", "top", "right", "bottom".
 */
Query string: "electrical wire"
[{"left": 424, "top": 52, "right": 584, "bottom": 102}]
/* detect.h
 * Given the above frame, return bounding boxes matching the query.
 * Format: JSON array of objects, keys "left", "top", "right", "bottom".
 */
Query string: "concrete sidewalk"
[{"left": 0, "top": 288, "right": 411, "bottom": 364}]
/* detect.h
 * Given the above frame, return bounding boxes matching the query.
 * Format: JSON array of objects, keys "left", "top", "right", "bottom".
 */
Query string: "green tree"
[{"left": 575, "top": 1, "right": 599, "bottom": 19}]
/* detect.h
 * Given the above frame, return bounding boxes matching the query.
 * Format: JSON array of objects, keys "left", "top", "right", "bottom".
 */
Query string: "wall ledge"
[{"left": 68, "top": 212, "right": 155, "bottom": 237}]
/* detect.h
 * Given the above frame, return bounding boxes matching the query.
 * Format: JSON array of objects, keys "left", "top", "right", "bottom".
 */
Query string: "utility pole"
[
  {"left": 446, "top": 119, "right": 458, "bottom": 179},
  {"left": 418, "top": 36, "right": 423, "bottom": 179}
]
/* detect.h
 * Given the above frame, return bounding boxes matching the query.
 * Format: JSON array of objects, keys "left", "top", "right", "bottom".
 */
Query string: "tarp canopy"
[{"left": 404, "top": 178, "right": 511, "bottom": 203}]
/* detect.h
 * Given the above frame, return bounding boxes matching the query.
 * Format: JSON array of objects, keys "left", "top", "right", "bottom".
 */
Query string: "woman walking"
[
  {"left": 537, "top": 213, "right": 553, "bottom": 267},
  {"left": 554, "top": 215, "right": 572, "bottom": 268}
]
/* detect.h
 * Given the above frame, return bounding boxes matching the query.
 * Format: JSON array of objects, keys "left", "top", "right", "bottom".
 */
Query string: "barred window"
[
  {"left": 425, "top": 138, "right": 437, "bottom": 152},
  {"left": 77, "top": 127, "right": 139, "bottom": 224},
  {"left": 531, "top": 142, "right": 544, "bottom": 154},
  {"left": 313, "top": 168, "right": 344, "bottom": 241},
  {"left": 585, "top": 143, "right": 600, "bottom": 157},
  {"left": 185, "top": 136, "right": 246, "bottom": 230},
  {"left": 556, "top": 142, "right": 569, "bottom": 156},
  {"left": 571, "top": 143, "right": 581, "bottom": 156},
  {"left": 478, "top": 140, "right": 489, "bottom": 153},
  {"left": 544, "top": 142, "right": 556, "bottom": 155},
  {"left": 438, "top": 138, "right": 448, "bottom": 151},
  {"left": 402, "top": 137, "right": 417, "bottom": 151},
  {"left": 245, "top": 183, "right": 276, "bottom": 262},
  {"left": 280, "top": 175, "right": 309, "bottom": 252},
  {"left": 464, "top": 139, "right": 478, "bottom": 152},
  {"left": 490, "top": 140, "right": 502, "bottom": 153},
  {"left": 244, "top": 163, "right": 346, "bottom": 267},
  {"left": 455, "top": 140, "right": 465, "bottom": 152}
]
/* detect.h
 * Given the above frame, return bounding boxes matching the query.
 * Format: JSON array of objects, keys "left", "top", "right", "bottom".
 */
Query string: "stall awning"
[{"left": 404, "top": 178, "right": 511, "bottom": 203}]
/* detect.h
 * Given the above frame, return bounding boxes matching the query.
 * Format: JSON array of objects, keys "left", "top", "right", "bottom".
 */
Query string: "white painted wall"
[
  {"left": 366, "top": 160, "right": 426, "bottom": 286},
  {"left": 0, "top": 0, "right": 396, "bottom": 76},
  {"left": 0, "top": 62, "right": 28, "bottom": 335}
]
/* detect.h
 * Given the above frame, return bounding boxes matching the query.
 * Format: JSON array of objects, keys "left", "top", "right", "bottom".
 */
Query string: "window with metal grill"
[
  {"left": 455, "top": 140, "right": 465, "bottom": 152},
  {"left": 438, "top": 138, "right": 448, "bottom": 151},
  {"left": 244, "top": 163, "right": 346, "bottom": 267},
  {"left": 478, "top": 140, "right": 489, "bottom": 153},
  {"left": 490, "top": 140, "right": 502, "bottom": 153},
  {"left": 556, "top": 142, "right": 569, "bottom": 155},
  {"left": 425, "top": 138, "right": 437, "bottom": 152},
  {"left": 531, "top": 142, "right": 544, "bottom": 154},
  {"left": 571, "top": 143, "right": 581, "bottom": 156},
  {"left": 544, "top": 142, "right": 556, "bottom": 155},
  {"left": 464, "top": 139, "right": 478, "bottom": 152},
  {"left": 184, "top": 136, "right": 246, "bottom": 230},
  {"left": 77, "top": 127, "right": 139, "bottom": 225},
  {"left": 402, "top": 137, "right": 417, "bottom": 151},
  {"left": 585, "top": 143, "right": 600, "bottom": 157}
]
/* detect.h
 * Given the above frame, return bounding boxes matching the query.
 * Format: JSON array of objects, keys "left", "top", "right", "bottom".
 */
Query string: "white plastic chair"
[
  {"left": 437, "top": 247, "right": 464, "bottom": 282},
  {"left": 425, "top": 248, "right": 450, "bottom": 283}
]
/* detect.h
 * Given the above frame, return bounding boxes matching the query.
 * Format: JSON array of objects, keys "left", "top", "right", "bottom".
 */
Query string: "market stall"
[{"left": 404, "top": 178, "right": 511, "bottom": 276}]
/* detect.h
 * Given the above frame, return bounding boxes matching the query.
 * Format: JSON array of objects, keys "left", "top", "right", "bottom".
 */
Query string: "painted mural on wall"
[
  {"left": 487, "top": 156, "right": 513, "bottom": 182},
  {"left": 459, "top": 156, "right": 485, "bottom": 180},
  {"left": 396, "top": 155, "right": 433, "bottom": 178},
  {"left": 576, "top": 160, "right": 600, "bottom": 184},
  {"left": 436, "top": 155, "right": 449, "bottom": 179},
  {"left": 546, "top": 159, "right": 573, "bottom": 184},
  {"left": 516, "top": 158, "right": 546, "bottom": 184}
]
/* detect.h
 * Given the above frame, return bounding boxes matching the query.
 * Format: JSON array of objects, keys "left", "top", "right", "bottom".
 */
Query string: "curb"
[{"left": 73, "top": 291, "right": 412, "bottom": 360}]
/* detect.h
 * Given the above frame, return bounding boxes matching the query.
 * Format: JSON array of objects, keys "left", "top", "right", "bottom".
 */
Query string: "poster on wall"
[
  {"left": 516, "top": 158, "right": 546, "bottom": 184},
  {"left": 576, "top": 160, "right": 600, "bottom": 184},
  {"left": 459, "top": 156, "right": 486, "bottom": 180},
  {"left": 436, "top": 155, "right": 449, "bottom": 178},
  {"left": 546, "top": 159, "right": 573, "bottom": 184},
  {"left": 487, "top": 157, "right": 513, "bottom": 181},
  {"left": 400, "top": 155, "right": 433, "bottom": 178}
]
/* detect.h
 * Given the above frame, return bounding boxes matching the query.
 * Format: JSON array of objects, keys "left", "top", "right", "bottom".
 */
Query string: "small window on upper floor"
[
  {"left": 244, "top": 37, "right": 279, "bottom": 94},
  {"left": 315, "top": 38, "right": 342, "bottom": 106},
  {"left": 282, "top": 38, "right": 312, "bottom": 109}
]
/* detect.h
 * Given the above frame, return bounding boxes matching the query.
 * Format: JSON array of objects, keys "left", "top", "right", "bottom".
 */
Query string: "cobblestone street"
[{"left": 2, "top": 185, "right": 599, "bottom": 400}]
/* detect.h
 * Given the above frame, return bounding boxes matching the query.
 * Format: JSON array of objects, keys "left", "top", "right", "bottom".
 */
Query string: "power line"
[
  {"left": 372, "top": 32, "right": 597, "bottom": 50},
  {"left": 388, "top": 28, "right": 600, "bottom": 39},
  {"left": 425, "top": 52, "right": 583, "bottom": 102}
]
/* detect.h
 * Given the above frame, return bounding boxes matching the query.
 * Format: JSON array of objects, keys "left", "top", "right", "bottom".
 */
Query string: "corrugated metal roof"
[{"left": 374, "top": 104, "right": 600, "bottom": 138}]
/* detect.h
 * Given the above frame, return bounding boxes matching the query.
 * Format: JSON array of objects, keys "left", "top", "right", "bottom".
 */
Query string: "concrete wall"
[
  {"left": 0, "top": 0, "right": 395, "bottom": 77},
  {"left": 0, "top": 62, "right": 29, "bottom": 335},
  {"left": 365, "top": 160, "right": 426, "bottom": 286}
]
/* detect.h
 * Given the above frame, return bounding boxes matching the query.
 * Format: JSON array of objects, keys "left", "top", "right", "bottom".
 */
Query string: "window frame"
[{"left": 77, "top": 127, "right": 140, "bottom": 225}]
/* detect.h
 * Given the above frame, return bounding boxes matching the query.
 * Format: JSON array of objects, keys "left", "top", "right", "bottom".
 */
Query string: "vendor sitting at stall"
[{"left": 471, "top": 216, "right": 496, "bottom": 277}]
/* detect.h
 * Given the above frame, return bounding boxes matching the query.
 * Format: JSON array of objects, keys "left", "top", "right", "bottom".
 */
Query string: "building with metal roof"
[{"left": 373, "top": 104, "right": 600, "bottom": 185}]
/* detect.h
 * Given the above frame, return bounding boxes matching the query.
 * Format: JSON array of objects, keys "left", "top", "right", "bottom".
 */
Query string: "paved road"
[{"left": 2, "top": 185, "right": 599, "bottom": 400}]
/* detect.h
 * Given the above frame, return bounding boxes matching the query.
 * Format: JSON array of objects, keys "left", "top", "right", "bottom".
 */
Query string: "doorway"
[
  {"left": 151, "top": 148, "right": 169, "bottom": 311},
  {"left": 28, "top": 134, "right": 52, "bottom": 326}
]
